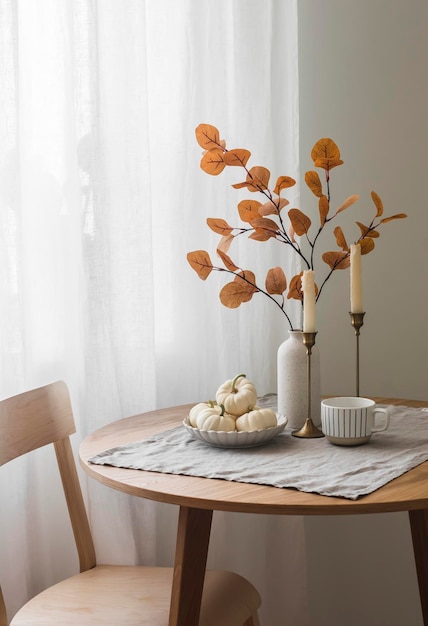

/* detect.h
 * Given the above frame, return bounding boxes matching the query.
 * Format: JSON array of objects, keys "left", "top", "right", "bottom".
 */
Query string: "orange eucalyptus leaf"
[
  {"left": 356, "top": 221, "right": 379, "bottom": 238},
  {"left": 359, "top": 238, "right": 375, "bottom": 254},
  {"left": 217, "top": 249, "right": 239, "bottom": 272},
  {"left": 333, "top": 226, "right": 349, "bottom": 251},
  {"left": 249, "top": 232, "right": 271, "bottom": 241},
  {"left": 220, "top": 283, "right": 254, "bottom": 308},
  {"left": 380, "top": 213, "right": 407, "bottom": 223},
  {"left": 311, "top": 138, "right": 343, "bottom": 170},
  {"left": 311, "top": 138, "right": 340, "bottom": 160},
  {"left": 336, "top": 194, "right": 359, "bottom": 214},
  {"left": 217, "top": 233, "right": 234, "bottom": 255},
  {"left": 319, "top": 195, "right": 329, "bottom": 226},
  {"left": 287, "top": 273, "right": 303, "bottom": 301},
  {"left": 195, "top": 124, "right": 222, "bottom": 150},
  {"left": 231, "top": 169, "right": 271, "bottom": 191},
  {"left": 200, "top": 148, "right": 226, "bottom": 175},
  {"left": 251, "top": 217, "right": 278, "bottom": 236},
  {"left": 237, "top": 199, "right": 262, "bottom": 223},
  {"left": 259, "top": 197, "right": 289, "bottom": 216},
  {"left": 223, "top": 148, "right": 251, "bottom": 167},
  {"left": 355, "top": 221, "right": 372, "bottom": 238},
  {"left": 322, "top": 250, "right": 350, "bottom": 270},
  {"left": 235, "top": 270, "right": 257, "bottom": 286},
  {"left": 274, "top": 176, "right": 296, "bottom": 194},
  {"left": 245, "top": 166, "right": 270, "bottom": 192},
  {"left": 288, "top": 223, "right": 296, "bottom": 243},
  {"left": 288, "top": 208, "right": 312, "bottom": 236},
  {"left": 187, "top": 250, "right": 214, "bottom": 280},
  {"left": 206, "top": 217, "right": 233, "bottom": 235},
  {"left": 305, "top": 170, "right": 323, "bottom": 197},
  {"left": 371, "top": 191, "right": 384, "bottom": 217},
  {"left": 220, "top": 271, "right": 257, "bottom": 308},
  {"left": 249, "top": 218, "right": 277, "bottom": 241},
  {"left": 265, "top": 266, "right": 287, "bottom": 295}
]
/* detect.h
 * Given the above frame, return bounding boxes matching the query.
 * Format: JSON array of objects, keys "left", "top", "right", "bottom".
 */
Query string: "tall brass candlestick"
[
  {"left": 349, "top": 312, "right": 365, "bottom": 397},
  {"left": 292, "top": 332, "right": 324, "bottom": 438}
]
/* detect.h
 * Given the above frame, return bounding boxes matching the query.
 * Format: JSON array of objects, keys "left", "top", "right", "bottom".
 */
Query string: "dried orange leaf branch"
[{"left": 188, "top": 123, "right": 407, "bottom": 329}]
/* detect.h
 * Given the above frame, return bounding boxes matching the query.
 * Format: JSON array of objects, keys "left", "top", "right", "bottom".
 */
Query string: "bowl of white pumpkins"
[{"left": 183, "top": 374, "right": 287, "bottom": 448}]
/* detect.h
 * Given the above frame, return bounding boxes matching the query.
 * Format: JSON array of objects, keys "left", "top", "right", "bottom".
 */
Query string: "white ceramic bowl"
[{"left": 182, "top": 415, "right": 288, "bottom": 448}]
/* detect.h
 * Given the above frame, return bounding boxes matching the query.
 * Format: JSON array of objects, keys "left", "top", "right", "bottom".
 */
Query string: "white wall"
[{"left": 298, "top": 2, "right": 428, "bottom": 625}]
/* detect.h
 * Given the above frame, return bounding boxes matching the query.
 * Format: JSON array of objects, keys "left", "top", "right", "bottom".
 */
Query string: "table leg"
[
  {"left": 409, "top": 509, "right": 428, "bottom": 625},
  {"left": 169, "top": 506, "right": 213, "bottom": 626}
]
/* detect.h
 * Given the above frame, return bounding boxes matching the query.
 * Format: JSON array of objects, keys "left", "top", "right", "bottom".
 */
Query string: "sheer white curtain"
[{"left": 0, "top": 1, "right": 309, "bottom": 624}]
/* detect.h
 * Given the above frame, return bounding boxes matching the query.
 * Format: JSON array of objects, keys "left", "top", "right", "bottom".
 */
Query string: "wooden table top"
[{"left": 79, "top": 397, "right": 428, "bottom": 516}]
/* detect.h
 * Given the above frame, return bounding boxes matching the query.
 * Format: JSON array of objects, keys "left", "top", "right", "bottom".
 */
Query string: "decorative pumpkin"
[
  {"left": 188, "top": 401, "right": 217, "bottom": 427},
  {"left": 195, "top": 403, "right": 236, "bottom": 432},
  {"left": 235, "top": 407, "right": 277, "bottom": 432},
  {"left": 215, "top": 373, "right": 258, "bottom": 416}
]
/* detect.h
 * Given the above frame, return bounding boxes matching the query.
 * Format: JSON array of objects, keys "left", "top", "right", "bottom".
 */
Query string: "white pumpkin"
[
  {"left": 195, "top": 403, "right": 236, "bottom": 432},
  {"left": 188, "top": 401, "right": 217, "bottom": 427},
  {"left": 215, "top": 374, "right": 257, "bottom": 416},
  {"left": 235, "top": 407, "right": 277, "bottom": 431}
]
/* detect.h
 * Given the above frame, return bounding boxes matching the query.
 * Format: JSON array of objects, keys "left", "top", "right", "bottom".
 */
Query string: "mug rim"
[{"left": 321, "top": 396, "right": 375, "bottom": 409}]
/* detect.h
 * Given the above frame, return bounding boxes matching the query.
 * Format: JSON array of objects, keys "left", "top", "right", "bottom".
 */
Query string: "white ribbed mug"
[{"left": 321, "top": 397, "right": 389, "bottom": 446}]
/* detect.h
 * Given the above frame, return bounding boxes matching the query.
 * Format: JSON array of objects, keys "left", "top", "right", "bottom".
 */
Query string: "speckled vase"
[{"left": 277, "top": 330, "right": 321, "bottom": 429}]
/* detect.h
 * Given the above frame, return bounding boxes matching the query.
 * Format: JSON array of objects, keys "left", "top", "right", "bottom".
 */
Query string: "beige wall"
[
  {"left": 298, "top": 1, "right": 428, "bottom": 624},
  {"left": 298, "top": 0, "right": 427, "bottom": 401}
]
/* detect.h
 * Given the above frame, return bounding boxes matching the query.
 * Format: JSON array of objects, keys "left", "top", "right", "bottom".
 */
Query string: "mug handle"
[{"left": 372, "top": 407, "right": 389, "bottom": 432}]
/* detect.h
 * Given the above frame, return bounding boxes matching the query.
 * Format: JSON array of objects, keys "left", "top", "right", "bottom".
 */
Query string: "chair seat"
[{"left": 10, "top": 564, "right": 261, "bottom": 626}]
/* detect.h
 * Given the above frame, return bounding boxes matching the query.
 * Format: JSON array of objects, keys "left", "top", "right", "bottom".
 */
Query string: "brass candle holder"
[
  {"left": 349, "top": 312, "right": 365, "bottom": 397},
  {"left": 292, "top": 331, "right": 324, "bottom": 438}
]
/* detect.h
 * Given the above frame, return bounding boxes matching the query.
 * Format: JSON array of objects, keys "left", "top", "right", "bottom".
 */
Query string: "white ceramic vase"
[{"left": 277, "top": 330, "right": 321, "bottom": 429}]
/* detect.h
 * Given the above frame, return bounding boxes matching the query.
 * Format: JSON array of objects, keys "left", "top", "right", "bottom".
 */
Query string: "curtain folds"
[{"left": 0, "top": 1, "right": 308, "bottom": 624}]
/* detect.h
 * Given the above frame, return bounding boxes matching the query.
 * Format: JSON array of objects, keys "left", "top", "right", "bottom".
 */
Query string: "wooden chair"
[{"left": 0, "top": 381, "right": 261, "bottom": 626}]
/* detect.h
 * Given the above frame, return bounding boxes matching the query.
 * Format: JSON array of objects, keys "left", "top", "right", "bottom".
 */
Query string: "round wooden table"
[{"left": 79, "top": 397, "right": 428, "bottom": 626}]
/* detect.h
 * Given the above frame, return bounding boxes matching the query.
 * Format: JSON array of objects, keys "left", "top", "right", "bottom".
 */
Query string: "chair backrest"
[{"left": 0, "top": 381, "right": 96, "bottom": 626}]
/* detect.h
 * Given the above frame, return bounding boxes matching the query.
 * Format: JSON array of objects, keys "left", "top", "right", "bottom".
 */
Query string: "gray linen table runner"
[{"left": 89, "top": 404, "right": 428, "bottom": 500}]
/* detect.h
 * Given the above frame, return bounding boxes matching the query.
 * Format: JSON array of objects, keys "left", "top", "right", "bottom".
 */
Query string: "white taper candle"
[{"left": 350, "top": 243, "right": 363, "bottom": 313}]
